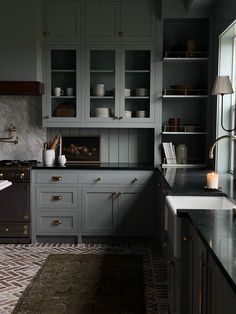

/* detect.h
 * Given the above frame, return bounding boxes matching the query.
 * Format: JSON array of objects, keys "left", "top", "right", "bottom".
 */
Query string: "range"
[{"left": 0, "top": 160, "right": 37, "bottom": 243}]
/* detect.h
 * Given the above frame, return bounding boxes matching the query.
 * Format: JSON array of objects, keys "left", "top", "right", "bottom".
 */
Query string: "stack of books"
[{"left": 162, "top": 142, "right": 177, "bottom": 164}]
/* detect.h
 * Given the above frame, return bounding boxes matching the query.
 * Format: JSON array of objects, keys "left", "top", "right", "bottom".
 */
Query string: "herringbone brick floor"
[{"left": 0, "top": 243, "right": 168, "bottom": 314}]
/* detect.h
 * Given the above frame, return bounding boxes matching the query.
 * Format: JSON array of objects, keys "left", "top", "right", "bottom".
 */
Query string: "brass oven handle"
[
  {"left": 51, "top": 195, "right": 62, "bottom": 201},
  {"left": 199, "top": 252, "right": 206, "bottom": 314},
  {"left": 52, "top": 219, "right": 62, "bottom": 225},
  {"left": 51, "top": 176, "right": 62, "bottom": 181}
]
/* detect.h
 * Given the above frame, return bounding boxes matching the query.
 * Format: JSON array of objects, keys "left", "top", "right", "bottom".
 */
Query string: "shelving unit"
[{"left": 162, "top": 18, "right": 210, "bottom": 168}]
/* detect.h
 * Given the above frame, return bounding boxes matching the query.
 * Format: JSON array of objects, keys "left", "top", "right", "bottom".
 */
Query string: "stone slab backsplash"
[{"left": 0, "top": 96, "right": 46, "bottom": 161}]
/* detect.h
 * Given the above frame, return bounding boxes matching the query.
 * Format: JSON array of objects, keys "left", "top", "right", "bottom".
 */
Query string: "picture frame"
[{"left": 61, "top": 136, "right": 100, "bottom": 163}]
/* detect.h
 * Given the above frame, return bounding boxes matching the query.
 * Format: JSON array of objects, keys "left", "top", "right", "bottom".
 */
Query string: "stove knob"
[{"left": 20, "top": 173, "right": 25, "bottom": 180}]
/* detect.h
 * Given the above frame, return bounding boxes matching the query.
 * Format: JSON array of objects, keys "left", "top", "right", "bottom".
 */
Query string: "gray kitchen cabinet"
[
  {"left": 118, "top": 186, "right": 156, "bottom": 235},
  {"left": 84, "top": 1, "right": 156, "bottom": 42},
  {"left": 42, "top": 45, "right": 82, "bottom": 126},
  {"left": 43, "top": 2, "right": 81, "bottom": 42},
  {"left": 86, "top": 46, "right": 155, "bottom": 124},
  {"left": 31, "top": 170, "right": 80, "bottom": 243},
  {"left": 81, "top": 187, "right": 118, "bottom": 235}
]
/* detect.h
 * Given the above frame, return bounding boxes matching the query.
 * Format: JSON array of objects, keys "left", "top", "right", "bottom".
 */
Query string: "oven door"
[{"left": 0, "top": 183, "right": 30, "bottom": 221}]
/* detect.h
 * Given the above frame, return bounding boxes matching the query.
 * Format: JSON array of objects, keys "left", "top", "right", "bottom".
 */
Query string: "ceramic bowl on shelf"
[
  {"left": 136, "top": 110, "right": 146, "bottom": 118},
  {"left": 124, "top": 110, "right": 132, "bottom": 118},
  {"left": 95, "top": 107, "right": 110, "bottom": 118},
  {"left": 135, "top": 88, "right": 149, "bottom": 96}
]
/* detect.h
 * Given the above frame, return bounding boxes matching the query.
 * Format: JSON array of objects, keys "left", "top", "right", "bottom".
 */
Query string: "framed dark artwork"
[{"left": 61, "top": 136, "right": 100, "bottom": 163}]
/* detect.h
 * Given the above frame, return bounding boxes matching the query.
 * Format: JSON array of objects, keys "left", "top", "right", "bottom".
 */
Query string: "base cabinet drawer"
[
  {"left": 36, "top": 211, "right": 77, "bottom": 234},
  {"left": 81, "top": 171, "right": 154, "bottom": 185},
  {"left": 36, "top": 187, "right": 78, "bottom": 209},
  {"left": 34, "top": 171, "right": 78, "bottom": 184}
]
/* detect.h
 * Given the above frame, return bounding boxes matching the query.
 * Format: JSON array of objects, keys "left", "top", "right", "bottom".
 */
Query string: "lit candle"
[{"left": 207, "top": 172, "right": 219, "bottom": 189}]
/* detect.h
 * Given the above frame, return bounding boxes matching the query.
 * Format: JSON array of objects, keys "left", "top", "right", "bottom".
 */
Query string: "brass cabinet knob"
[
  {"left": 43, "top": 116, "right": 49, "bottom": 119},
  {"left": 118, "top": 31, "right": 124, "bottom": 37},
  {"left": 113, "top": 116, "right": 118, "bottom": 120},
  {"left": 119, "top": 116, "right": 123, "bottom": 120},
  {"left": 133, "top": 177, "right": 139, "bottom": 183},
  {"left": 96, "top": 177, "right": 102, "bottom": 182},
  {"left": 51, "top": 176, "right": 62, "bottom": 181},
  {"left": 5, "top": 227, "right": 9, "bottom": 232},
  {"left": 117, "top": 192, "right": 123, "bottom": 196},
  {"left": 51, "top": 195, "right": 62, "bottom": 201},
  {"left": 52, "top": 219, "right": 62, "bottom": 225},
  {"left": 43, "top": 31, "right": 49, "bottom": 36},
  {"left": 0, "top": 173, "right": 3, "bottom": 178},
  {"left": 112, "top": 191, "right": 118, "bottom": 196}
]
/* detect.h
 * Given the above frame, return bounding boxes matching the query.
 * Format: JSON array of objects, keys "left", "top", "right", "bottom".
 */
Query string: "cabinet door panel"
[
  {"left": 85, "top": 2, "right": 119, "bottom": 41},
  {"left": 118, "top": 187, "right": 156, "bottom": 235},
  {"left": 82, "top": 188, "right": 118, "bottom": 235},
  {"left": 120, "top": 2, "right": 155, "bottom": 41},
  {"left": 45, "top": 3, "right": 81, "bottom": 41}
]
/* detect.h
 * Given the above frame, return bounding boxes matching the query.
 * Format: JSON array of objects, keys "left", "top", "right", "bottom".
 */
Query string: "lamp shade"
[{"left": 212, "top": 76, "right": 234, "bottom": 95}]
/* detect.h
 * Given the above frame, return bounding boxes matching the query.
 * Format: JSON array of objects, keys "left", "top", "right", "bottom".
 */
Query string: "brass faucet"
[{"left": 209, "top": 135, "right": 236, "bottom": 159}]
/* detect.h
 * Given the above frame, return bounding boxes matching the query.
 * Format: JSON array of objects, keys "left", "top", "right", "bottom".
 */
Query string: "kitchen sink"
[
  {"left": 165, "top": 195, "right": 235, "bottom": 258},
  {"left": 166, "top": 195, "right": 236, "bottom": 215}
]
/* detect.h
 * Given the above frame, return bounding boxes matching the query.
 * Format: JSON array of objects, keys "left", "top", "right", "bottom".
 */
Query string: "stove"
[
  {"left": 0, "top": 160, "right": 37, "bottom": 182},
  {"left": 0, "top": 160, "right": 38, "bottom": 243}
]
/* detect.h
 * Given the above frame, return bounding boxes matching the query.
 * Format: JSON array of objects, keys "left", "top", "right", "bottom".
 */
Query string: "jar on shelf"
[{"left": 176, "top": 144, "right": 188, "bottom": 164}]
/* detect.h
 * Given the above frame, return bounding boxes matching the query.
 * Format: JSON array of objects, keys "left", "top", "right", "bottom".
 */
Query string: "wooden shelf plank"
[{"left": 0, "top": 81, "right": 44, "bottom": 95}]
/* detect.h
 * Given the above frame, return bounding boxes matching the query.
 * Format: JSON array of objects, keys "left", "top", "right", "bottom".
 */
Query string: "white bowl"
[
  {"left": 135, "top": 88, "right": 149, "bottom": 97},
  {"left": 95, "top": 108, "right": 110, "bottom": 118},
  {"left": 136, "top": 110, "right": 146, "bottom": 118}
]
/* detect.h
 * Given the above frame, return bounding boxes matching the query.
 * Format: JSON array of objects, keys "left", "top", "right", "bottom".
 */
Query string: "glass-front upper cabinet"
[
  {"left": 86, "top": 46, "right": 154, "bottom": 123},
  {"left": 43, "top": 46, "right": 81, "bottom": 126},
  {"left": 120, "top": 48, "right": 154, "bottom": 122},
  {"left": 86, "top": 48, "right": 118, "bottom": 121}
]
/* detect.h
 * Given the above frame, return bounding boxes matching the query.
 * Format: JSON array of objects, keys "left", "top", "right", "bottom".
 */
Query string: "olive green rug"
[{"left": 13, "top": 254, "right": 146, "bottom": 314}]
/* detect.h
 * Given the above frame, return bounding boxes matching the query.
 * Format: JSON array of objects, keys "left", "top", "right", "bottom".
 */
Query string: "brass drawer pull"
[
  {"left": 51, "top": 176, "right": 62, "bottom": 181},
  {"left": 51, "top": 195, "right": 62, "bottom": 201},
  {"left": 52, "top": 219, "right": 62, "bottom": 226},
  {"left": 132, "top": 177, "right": 139, "bottom": 183}
]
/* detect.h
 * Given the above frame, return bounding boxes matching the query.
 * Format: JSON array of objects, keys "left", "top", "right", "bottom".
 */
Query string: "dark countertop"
[
  {"left": 160, "top": 167, "right": 235, "bottom": 198},
  {"left": 179, "top": 210, "right": 236, "bottom": 293},
  {"left": 161, "top": 167, "right": 236, "bottom": 293},
  {"left": 33, "top": 162, "right": 156, "bottom": 171}
]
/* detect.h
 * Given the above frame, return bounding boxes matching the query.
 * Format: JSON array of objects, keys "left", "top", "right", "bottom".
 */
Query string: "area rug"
[{"left": 12, "top": 253, "right": 146, "bottom": 314}]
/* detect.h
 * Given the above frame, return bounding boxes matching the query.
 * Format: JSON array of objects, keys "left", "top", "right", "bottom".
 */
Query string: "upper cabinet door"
[
  {"left": 44, "top": 2, "right": 81, "bottom": 42},
  {"left": 85, "top": 2, "right": 120, "bottom": 42},
  {"left": 120, "top": 2, "right": 156, "bottom": 42},
  {"left": 84, "top": 1, "right": 156, "bottom": 42}
]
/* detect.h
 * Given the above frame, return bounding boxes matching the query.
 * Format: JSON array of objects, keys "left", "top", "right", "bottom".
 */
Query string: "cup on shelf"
[
  {"left": 42, "top": 149, "right": 55, "bottom": 166},
  {"left": 124, "top": 88, "right": 131, "bottom": 97},
  {"left": 124, "top": 110, "right": 132, "bottom": 118},
  {"left": 136, "top": 110, "right": 146, "bottom": 118},
  {"left": 95, "top": 84, "right": 105, "bottom": 97},
  {"left": 53, "top": 87, "right": 64, "bottom": 97},
  {"left": 66, "top": 87, "right": 74, "bottom": 96}
]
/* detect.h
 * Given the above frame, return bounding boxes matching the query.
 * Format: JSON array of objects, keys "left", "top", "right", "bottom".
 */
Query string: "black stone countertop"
[
  {"left": 33, "top": 162, "right": 156, "bottom": 171},
  {"left": 161, "top": 167, "right": 236, "bottom": 293},
  {"left": 179, "top": 210, "right": 236, "bottom": 293}
]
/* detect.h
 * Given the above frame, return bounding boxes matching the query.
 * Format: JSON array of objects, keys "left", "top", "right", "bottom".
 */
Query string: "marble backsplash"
[{"left": 0, "top": 96, "right": 46, "bottom": 161}]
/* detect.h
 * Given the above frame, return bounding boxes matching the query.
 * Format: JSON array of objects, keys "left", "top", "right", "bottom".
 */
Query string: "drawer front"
[
  {"left": 36, "top": 211, "right": 77, "bottom": 234},
  {"left": 34, "top": 171, "right": 78, "bottom": 184},
  {"left": 0, "top": 222, "right": 30, "bottom": 237},
  {"left": 36, "top": 187, "right": 78, "bottom": 209},
  {"left": 81, "top": 171, "right": 154, "bottom": 185}
]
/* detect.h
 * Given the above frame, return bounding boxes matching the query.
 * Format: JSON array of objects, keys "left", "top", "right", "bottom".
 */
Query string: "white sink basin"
[
  {"left": 165, "top": 195, "right": 235, "bottom": 258},
  {"left": 166, "top": 195, "right": 235, "bottom": 215}
]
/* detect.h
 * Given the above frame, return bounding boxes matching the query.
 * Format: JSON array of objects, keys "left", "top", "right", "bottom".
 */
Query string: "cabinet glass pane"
[
  {"left": 89, "top": 50, "right": 115, "bottom": 118},
  {"left": 124, "top": 50, "right": 150, "bottom": 118},
  {"left": 50, "top": 49, "right": 76, "bottom": 118}
]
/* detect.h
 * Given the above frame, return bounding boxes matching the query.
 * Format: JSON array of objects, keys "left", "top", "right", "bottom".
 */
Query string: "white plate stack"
[{"left": 95, "top": 107, "right": 110, "bottom": 118}]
